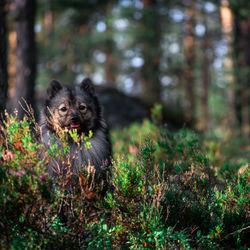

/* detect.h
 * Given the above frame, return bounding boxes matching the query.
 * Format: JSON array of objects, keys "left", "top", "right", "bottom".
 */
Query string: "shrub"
[{"left": 0, "top": 108, "right": 249, "bottom": 248}]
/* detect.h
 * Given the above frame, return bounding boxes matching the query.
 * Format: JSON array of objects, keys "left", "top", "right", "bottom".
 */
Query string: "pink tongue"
[{"left": 71, "top": 124, "right": 80, "bottom": 128}]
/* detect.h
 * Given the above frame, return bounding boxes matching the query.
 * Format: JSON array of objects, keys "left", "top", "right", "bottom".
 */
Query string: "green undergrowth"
[{"left": 0, "top": 107, "right": 249, "bottom": 249}]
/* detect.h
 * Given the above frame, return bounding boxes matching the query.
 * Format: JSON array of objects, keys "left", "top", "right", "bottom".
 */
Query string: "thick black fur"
[{"left": 40, "top": 78, "right": 112, "bottom": 177}]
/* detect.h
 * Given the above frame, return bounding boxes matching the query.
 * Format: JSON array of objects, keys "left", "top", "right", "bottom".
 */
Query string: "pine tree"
[
  {"left": 0, "top": 0, "right": 8, "bottom": 116},
  {"left": 13, "top": 0, "right": 37, "bottom": 119}
]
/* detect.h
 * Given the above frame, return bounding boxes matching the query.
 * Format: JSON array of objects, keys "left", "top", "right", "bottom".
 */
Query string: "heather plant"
[
  {"left": 0, "top": 107, "right": 249, "bottom": 248},
  {"left": 0, "top": 110, "right": 105, "bottom": 248},
  {"left": 108, "top": 106, "right": 249, "bottom": 248},
  {"left": 0, "top": 111, "right": 54, "bottom": 247},
  {"left": 203, "top": 131, "right": 249, "bottom": 181}
]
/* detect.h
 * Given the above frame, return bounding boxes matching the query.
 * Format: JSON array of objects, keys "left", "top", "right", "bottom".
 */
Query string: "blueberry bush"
[{"left": 0, "top": 107, "right": 249, "bottom": 249}]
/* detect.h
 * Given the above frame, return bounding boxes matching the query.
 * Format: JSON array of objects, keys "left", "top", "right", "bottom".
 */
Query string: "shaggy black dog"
[{"left": 40, "top": 78, "right": 111, "bottom": 177}]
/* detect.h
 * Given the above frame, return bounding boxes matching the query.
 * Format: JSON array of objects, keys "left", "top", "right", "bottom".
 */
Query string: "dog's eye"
[
  {"left": 60, "top": 106, "right": 67, "bottom": 112},
  {"left": 79, "top": 104, "right": 87, "bottom": 111}
]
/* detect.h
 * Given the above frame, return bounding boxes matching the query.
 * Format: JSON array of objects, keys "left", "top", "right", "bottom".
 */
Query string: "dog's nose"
[{"left": 71, "top": 114, "right": 79, "bottom": 122}]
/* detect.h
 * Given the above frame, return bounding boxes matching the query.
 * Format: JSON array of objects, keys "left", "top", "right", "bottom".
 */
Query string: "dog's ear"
[
  {"left": 47, "top": 80, "right": 62, "bottom": 99},
  {"left": 80, "top": 78, "right": 95, "bottom": 96}
]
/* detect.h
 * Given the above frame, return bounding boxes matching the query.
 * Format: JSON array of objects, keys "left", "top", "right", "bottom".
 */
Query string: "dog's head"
[{"left": 44, "top": 78, "right": 101, "bottom": 133}]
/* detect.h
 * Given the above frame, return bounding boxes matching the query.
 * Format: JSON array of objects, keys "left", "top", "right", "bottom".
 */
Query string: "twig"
[{"left": 221, "top": 225, "right": 250, "bottom": 241}]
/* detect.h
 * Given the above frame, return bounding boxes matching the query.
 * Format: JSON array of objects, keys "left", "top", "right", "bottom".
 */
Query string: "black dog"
[{"left": 40, "top": 78, "right": 111, "bottom": 177}]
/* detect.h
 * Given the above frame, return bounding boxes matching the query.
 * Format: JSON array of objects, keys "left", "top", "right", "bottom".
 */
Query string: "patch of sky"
[
  {"left": 213, "top": 58, "right": 223, "bottom": 70},
  {"left": 204, "top": 2, "right": 216, "bottom": 13},
  {"left": 216, "top": 78, "right": 227, "bottom": 88},
  {"left": 161, "top": 76, "right": 173, "bottom": 86},
  {"left": 135, "top": 0, "right": 144, "bottom": 9},
  {"left": 94, "top": 51, "right": 106, "bottom": 63},
  {"left": 35, "top": 23, "right": 42, "bottom": 33},
  {"left": 75, "top": 74, "right": 85, "bottom": 84},
  {"left": 117, "top": 75, "right": 135, "bottom": 94},
  {"left": 131, "top": 57, "right": 144, "bottom": 68},
  {"left": 170, "top": 9, "right": 184, "bottom": 22},
  {"left": 120, "top": 0, "right": 132, "bottom": 8},
  {"left": 113, "top": 19, "right": 129, "bottom": 31},
  {"left": 195, "top": 24, "right": 206, "bottom": 36},
  {"left": 214, "top": 41, "right": 227, "bottom": 57},
  {"left": 124, "top": 78, "right": 134, "bottom": 93},
  {"left": 114, "top": 34, "right": 128, "bottom": 49},
  {"left": 96, "top": 21, "right": 106, "bottom": 33},
  {"left": 92, "top": 71, "right": 104, "bottom": 85},
  {"left": 124, "top": 50, "right": 135, "bottom": 58},
  {"left": 169, "top": 43, "right": 180, "bottom": 54}
]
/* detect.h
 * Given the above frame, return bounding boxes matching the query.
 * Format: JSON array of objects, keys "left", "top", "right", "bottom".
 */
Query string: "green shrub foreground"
[{"left": 0, "top": 108, "right": 249, "bottom": 249}]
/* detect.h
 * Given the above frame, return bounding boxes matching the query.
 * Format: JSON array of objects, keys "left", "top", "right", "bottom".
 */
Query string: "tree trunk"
[
  {"left": 232, "top": 14, "right": 250, "bottom": 136},
  {"left": 13, "top": 0, "right": 37, "bottom": 119},
  {"left": 220, "top": 0, "right": 237, "bottom": 131},
  {"left": 0, "top": 0, "right": 8, "bottom": 116},
  {"left": 103, "top": 4, "right": 117, "bottom": 87},
  {"left": 44, "top": 0, "right": 54, "bottom": 36},
  {"left": 184, "top": 0, "right": 196, "bottom": 127},
  {"left": 104, "top": 47, "right": 117, "bottom": 87},
  {"left": 140, "top": 0, "right": 161, "bottom": 106},
  {"left": 200, "top": 12, "right": 210, "bottom": 131}
]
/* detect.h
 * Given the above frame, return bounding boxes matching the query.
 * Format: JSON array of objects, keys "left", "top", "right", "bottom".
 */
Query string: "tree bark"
[
  {"left": 44, "top": 0, "right": 54, "bottom": 36},
  {"left": 184, "top": 0, "right": 196, "bottom": 127},
  {"left": 104, "top": 48, "right": 117, "bottom": 87},
  {"left": 0, "top": 0, "right": 8, "bottom": 117},
  {"left": 13, "top": 0, "right": 37, "bottom": 119},
  {"left": 230, "top": 5, "right": 250, "bottom": 136},
  {"left": 140, "top": 0, "right": 161, "bottom": 106},
  {"left": 200, "top": 12, "right": 210, "bottom": 131},
  {"left": 220, "top": 0, "right": 237, "bottom": 131}
]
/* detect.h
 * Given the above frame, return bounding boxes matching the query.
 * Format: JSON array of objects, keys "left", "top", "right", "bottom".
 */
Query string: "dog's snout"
[{"left": 71, "top": 114, "right": 79, "bottom": 122}]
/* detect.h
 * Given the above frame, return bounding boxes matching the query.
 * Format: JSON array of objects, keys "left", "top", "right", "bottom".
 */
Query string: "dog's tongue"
[{"left": 71, "top": 124, "right": 80, "bottom": 128}]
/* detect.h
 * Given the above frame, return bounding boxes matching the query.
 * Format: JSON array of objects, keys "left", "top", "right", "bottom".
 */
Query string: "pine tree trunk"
[
  {"left": 104, "top": 48, "right": 117, "bottom": 87},
  {"left": 220, "top": 0, "right": 237, "bottom": 131},
  {"left": 104, "top": 4, "right": 117, "bottom": 87},
  {"left": 232, "top": 15, "right": 250, "bottom": 136},
  {"left": 200, "top": 13, "right": 210, "bottom": 131},
  {"left": 44, "top": 0, "right": 54, "bottom": 36},
  {"left": 184, "top": 0, "right": 196, "bottom": 127},
  {"left": 0, "top": 0, "right": 8, "bottom": 116},
  {"left": 141, "top": 0, "right": 161, "bottom": 106},
  {"left": 13, "top": 0, "right": 37, "bottom": 119}
]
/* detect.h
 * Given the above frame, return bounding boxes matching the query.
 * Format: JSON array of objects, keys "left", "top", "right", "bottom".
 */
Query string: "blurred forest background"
[
  {"left": 0, "top": 1, "right": 250, "bottom": 248},
  {"left": 0, "top": 0, "right": 250, "bottom": 136}
]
